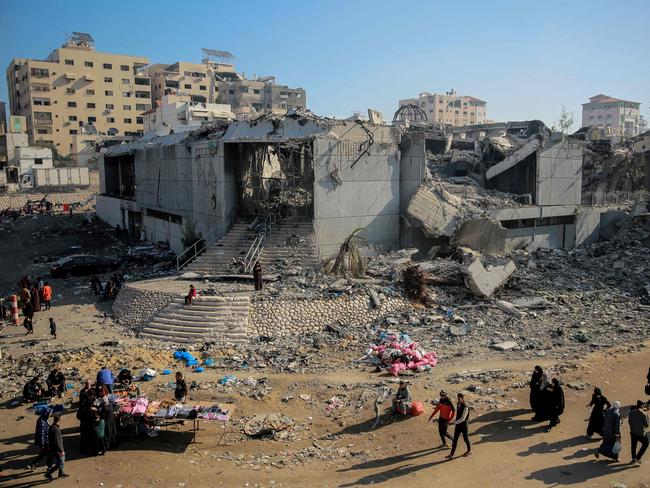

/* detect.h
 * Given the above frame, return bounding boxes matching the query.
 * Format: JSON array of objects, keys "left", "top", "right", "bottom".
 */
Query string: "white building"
[
  {"left": 581, "top": 94, "right": 642, "bottom": 138},
  {"left": 142, "top": 94, "right": 234, "bottom": 136}
]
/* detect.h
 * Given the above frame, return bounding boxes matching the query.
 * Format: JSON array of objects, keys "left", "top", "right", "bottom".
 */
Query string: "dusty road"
[{"left": 1, "top": 320, "right": 648, "bottom": 487}]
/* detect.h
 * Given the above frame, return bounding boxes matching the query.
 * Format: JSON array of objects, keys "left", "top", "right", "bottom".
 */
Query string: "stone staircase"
[
  {"left": 184, "top": 221, "right": 257, "bottom": 274},
  {"left": 140, "top": 295, "right": 250, "bottom": 344},
  {"left": 182, "top": 219, "right": 319, "bottom": 275},
  {"left": 259, "top": 220, "right": 320, "bottom": 270}
]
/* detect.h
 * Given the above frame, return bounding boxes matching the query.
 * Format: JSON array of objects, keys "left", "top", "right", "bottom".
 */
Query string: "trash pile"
[{"left": 364, "top": 331, "right": 437, "bottom": 376}]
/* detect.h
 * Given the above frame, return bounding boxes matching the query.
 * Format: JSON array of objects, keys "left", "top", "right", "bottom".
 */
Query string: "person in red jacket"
[{"left": 429, "top": 390, "right": 456, "bottom": 448}]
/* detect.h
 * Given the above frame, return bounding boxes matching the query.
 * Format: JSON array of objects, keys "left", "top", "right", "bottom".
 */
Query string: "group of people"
[
  {"left": 90, "top": 273, "right": 125, "bottom": 301},
  {"left": 392, "top": 382, "right": 472, "bottom": 460},
  {"left": 22, "top": 368, "right": 67, "bottom": 402},
  {"left": 529, "top": 365, "right": 650, "bottom": 464},
  {"left": 17, "top": 276, "right": 54, "bottom": 335},
  {"left": 77, "top": 378, "right": 119, "bottom": 457},
  {"left": 27, "top": 409, "right": 67, "bottom": 480},
  {"left": 529, "top": 366, "right": 566, "bottom": 431}
]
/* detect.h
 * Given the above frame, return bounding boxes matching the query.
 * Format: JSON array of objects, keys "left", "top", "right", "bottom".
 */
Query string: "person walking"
[
  {"left": 42, "top": 282, "right": 52, "bottom": 311},
  {"left": 546, "top": 378, "right": 565, "bottom": 432},
  {"left": 22, "top": 299, "right": 34, "bottom": 335},
  {"left": 446, "top": 393, "right": 471, "bottom": 459},
  {"left": 530, "top": 366, "right": 549, "bottom": 421},
  {"left": 30, "top": 283, "right": 41, "bottom": 312},
  {"left": 253, "top": 261, "right": 263, "bottom": 291},
  {"left": 586, "top": 387, "right": 610, "bottom": 439},
  {"left": 596, "top": 401, "right": 622, "bottom": 462},
  {"left": 629, "top": 400, "right": 649, "bottom": 464},
  {"left": 429, "top": 390, "right": 456, "bottom": 448},
  {"left": 49, "top": 318, "right": 57, "bottom": 339},
  {"left": 27, "top": 408, "right": 51, "bottom": 471},
  {"left": 44, "top": 414, "right": 68, "bottom": 480}
]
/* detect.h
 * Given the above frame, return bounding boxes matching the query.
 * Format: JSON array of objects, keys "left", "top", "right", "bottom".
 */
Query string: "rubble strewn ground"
[{"left": 1, "top": 210, "right": 650, "bottom": 487}]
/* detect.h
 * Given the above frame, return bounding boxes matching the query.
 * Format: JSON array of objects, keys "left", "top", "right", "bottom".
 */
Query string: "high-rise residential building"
[
  {"left": 581, "top": 94, "right": 643, "bottom": 138},
  {"left": 398, "top": 89, "right": 487, "bottom": 127},
  {"left": 6, "top": 33, "right": 151, "bottom": 156}
]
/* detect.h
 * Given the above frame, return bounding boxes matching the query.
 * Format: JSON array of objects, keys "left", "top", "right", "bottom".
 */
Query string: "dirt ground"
[
  {"left": 1, "top": 214, "right": 650, "bottom": 488},
  {"left": 1, "top": 300, "right": 649, "bottom": 488}
]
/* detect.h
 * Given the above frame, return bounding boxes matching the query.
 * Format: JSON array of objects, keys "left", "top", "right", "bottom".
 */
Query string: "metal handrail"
[
  {"left": 311, "top": 218, "right": 321, "bottom": 262},
  {"left": 176, "top": 226, "right": 221, "bottom": 271},
  {"left": 243, "top": 233, "right": 265, "bottom": 273}
]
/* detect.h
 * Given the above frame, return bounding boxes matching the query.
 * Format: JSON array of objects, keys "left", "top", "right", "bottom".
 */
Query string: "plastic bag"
[{"left": 612, "top": 440, "right": 622, "bottom": 454}]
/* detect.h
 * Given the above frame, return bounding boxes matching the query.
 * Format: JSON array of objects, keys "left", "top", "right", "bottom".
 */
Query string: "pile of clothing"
[{"left": 366, "top": 331, "right": 437, "bottom": 376}]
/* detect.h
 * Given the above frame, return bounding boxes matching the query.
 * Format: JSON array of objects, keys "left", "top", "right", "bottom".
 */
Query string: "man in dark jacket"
[
  {"left": 546, "top": 378, "right": 565, "bottom": 432},
  {"left": 629, "top": 400, "right": 649, "bottom": 464},
  {"left": 45, "top": 414, "right": 68, "bottom": 480},
  {"left": 27, "top": 409, "right": 51, "bottom": 470},
  {"left": 22, "top": 299, "right": 34, "bottom": 334}
]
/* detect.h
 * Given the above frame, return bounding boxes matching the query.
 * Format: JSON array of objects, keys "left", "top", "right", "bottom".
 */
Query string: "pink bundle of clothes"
[{"left": 368, "top": 332, "right": 437, "bottom": 376}]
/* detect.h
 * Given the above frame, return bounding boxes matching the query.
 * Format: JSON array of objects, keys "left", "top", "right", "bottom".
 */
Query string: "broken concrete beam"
[
  {"left": 464, "top": 258, "right": 516, "bottom": 298},
  {"left": 406, "top": 186, "right": 460, "bottom": 238},
  {"left": 495, "top": 300, "right": 525, "bottom": 319},
  {"left": 451, "top": 218, "right": 507, "bottom": 256}
]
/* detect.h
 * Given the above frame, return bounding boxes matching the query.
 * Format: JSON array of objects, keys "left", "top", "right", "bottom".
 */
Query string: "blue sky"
[{"left": 2, "top": 0, "right": 649, "bottom": 127}]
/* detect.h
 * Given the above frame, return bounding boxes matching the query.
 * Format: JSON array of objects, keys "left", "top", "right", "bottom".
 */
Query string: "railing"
[
  {"left": 311, "top": 219, "right": 321, "bottom": 262},
  {"left": 582, "top": 190, "right": 649, "bottom": 206},
  {"left": 243, "top": 233, "right": 265, "bottom": 273},
  {"left": 176, "top": 226, "right": 222, "bottom": 271}
]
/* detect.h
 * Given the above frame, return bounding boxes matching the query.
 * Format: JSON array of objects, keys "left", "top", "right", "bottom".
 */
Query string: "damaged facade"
[
  {"left": 97, "top": 112, "right": 646, "bottom": 270},
  {"left": 97, "top": 113, "right": 421, "bottom": 257}
]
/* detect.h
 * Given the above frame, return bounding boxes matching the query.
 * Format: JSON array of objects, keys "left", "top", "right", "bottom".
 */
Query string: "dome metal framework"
[{"left": 393, "top": 104, "right": 428, "bottom": 124}]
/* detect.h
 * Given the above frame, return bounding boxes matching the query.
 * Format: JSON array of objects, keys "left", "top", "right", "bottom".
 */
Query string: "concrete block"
[
  {"left": 465, "top": 258, "right": 516, "bottom": 298},
  {"left": 406, "top": 186, "right": 460, "bottom": 238},
  {"left": 452, "top": 218, "right": 507, "bottom": 256}
]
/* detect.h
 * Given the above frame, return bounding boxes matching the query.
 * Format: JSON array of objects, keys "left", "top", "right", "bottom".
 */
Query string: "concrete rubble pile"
[{"left": 580, "top": 136, "right": 648, "bottom": 197}]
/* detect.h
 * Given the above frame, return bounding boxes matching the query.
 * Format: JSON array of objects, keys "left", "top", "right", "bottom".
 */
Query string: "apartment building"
[
  {"left": 217, "top": 76, "right": 306, "bottom": 118},
  {"left": 147, "top": 61, "right": 238, "bottom": 104},
  {"left": 147, "top": 59, "right": 306, "bottom": 119},
  {"left": 398, "top": 89, "right": 487, "bottom": 127},
  {"left": 581, "top": 94, "right": 643, "bottom": 138},
  {"left": 6, "top": 33, "right": 151, "bottom": 157},
  {"left": 143, "top": 94, "right": 234, "bottom": 135}
]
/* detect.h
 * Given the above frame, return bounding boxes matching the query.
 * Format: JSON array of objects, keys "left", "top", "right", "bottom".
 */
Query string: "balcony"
[
  {"left": 30, "top": 69, "right": 49, "bottom": 78},
  {"left": 135, "top": 76, "right": 150, "bottom": 86},
  {"left": 135, "top": 91, "right": 150, "bottom": 99},
  {"left": 85, "top": 74, "right": 95, "bottom": 81},
  {"left": 65, "top": 72, "right": 77, "bottom": 80},
  {"left": 33, "top": 119, "right": 53, "bottom": 127}
]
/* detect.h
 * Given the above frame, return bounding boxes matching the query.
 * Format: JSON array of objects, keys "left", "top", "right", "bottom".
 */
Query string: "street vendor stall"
[{"left": 109, "top": 394, "right": 232, "bottom": 443}]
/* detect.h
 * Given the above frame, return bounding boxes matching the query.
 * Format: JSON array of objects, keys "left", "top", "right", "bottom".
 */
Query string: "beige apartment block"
[
  {"left": 147, "top": 61, "right": 238, "bottom": 104},
  {"left": 6, "top": 33, "right": 151, "bottom": 157},
  {"left": 399, "top": 89, "right": 487, "bottom": 127}
]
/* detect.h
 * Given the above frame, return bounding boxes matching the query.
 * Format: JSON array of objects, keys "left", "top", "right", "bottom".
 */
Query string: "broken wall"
[
  {"left": 537, "top": 138, "right": 582, "bottom": 206},
  {"left": 313, "top": 122, "right": 400, "bottom": 258},
  {"left": 135, "top": 143, "right": 192, "bottom": 251}
]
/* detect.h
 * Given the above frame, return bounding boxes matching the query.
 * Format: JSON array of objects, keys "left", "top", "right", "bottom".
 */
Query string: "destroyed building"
[
  {"left": 96, "top": 112, "right": 424, "bottom": 262},
  {"left": 96, "top": 112, "right": 646, "bottom": 270}
]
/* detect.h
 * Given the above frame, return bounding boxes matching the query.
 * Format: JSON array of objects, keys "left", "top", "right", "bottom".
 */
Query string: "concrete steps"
[
  {"left": 140, "top": 295, "right": 250, "bottom": 344},
  {"left": 181, "top": 219, "right": 319, "bottom": 274}
]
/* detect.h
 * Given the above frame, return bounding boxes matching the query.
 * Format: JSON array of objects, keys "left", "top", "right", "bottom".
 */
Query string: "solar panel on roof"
[
  {"left": 72, "top": 32, "right": 95, "bottom": 43},
  {"left": 201, "top": 48, "right": 235, "bottom": 60}
]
